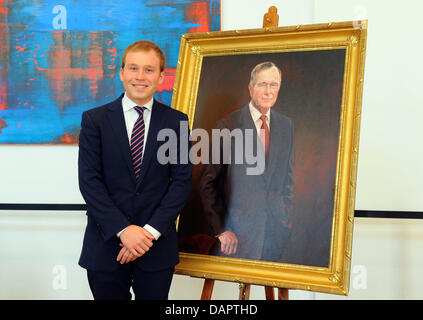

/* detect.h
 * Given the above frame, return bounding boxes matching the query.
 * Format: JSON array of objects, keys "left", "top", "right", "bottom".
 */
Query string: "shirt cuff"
[
  {"left": 144, "top": 224, "right": 161, "bottom": 240},
  {"left": 116, "top": 227, "right": 126, "bottom": 238},
  {"left": 116, "top": 225, "right": 161, "bottom": 240}
]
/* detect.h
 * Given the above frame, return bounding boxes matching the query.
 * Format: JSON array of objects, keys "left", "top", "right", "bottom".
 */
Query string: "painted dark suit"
[
  {"left": 78, "top": 94, "right": 192, "bottom": 273},
  {"left": 199, "top": 104, "right": 294, "bottom": 262}
]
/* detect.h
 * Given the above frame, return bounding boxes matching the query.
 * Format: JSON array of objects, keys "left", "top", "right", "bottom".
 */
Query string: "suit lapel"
[
  {"left": 244, "top": 106, "right": 284, "bottom": 187},
  {"left": 136, "top": 100, "right": 166, "bottom": 189},
  {"left": 107, "top": 95, "right": 136, "bottom": 182}
]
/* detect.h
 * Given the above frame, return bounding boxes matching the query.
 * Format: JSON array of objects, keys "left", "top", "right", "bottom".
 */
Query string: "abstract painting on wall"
[{"left": 0, "top": 0, "right": 221, "bottom": 144}]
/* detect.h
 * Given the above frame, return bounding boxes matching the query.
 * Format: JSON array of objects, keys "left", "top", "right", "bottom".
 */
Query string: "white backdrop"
[
  {"left": 1, "top": 0, "right": 423, "bottom": 301},
  {"left": 313, "top": 0, "right": 423, "bottom": 212}
]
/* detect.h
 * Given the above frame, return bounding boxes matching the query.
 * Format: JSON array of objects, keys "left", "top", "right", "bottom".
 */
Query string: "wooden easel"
[
  {"left": 201, "top": 279, "right": 289, "bottom": 300},
  {"left": 200, "top": 6, "right": 289, "bottom": 300}
]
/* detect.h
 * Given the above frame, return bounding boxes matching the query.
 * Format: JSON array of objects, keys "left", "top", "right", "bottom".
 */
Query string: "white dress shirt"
[
  {"left": 248, "top": 102, "right": 271, "bottom": 134},
  {"left": 116, "top": 93, "right": 161, "bottom": 240}
]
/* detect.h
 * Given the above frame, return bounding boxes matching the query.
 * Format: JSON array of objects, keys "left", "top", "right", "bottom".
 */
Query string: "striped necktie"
[{"left": 131, "top": 106, "right": 146, "bottom": 180}]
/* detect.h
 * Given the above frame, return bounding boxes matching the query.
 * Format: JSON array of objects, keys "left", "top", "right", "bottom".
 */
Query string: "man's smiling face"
[{"left": 119, "top": 49, "right": 164, "bottom": 105}]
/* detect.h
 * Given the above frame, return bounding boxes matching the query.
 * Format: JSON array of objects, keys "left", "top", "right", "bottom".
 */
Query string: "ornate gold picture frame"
[{"left": 171, "top": 21, "right": 367, "bottom": 296}]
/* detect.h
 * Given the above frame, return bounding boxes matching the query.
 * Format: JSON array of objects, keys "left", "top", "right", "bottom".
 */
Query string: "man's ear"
[
  {"left": 119, "top": 68, "right": 124, "bottom": 82},
  {"left": 158, "top": 71, "right": 165, "bottom": 84},
  {"left": 248, "top": 83, "right": 253, "bottom": 98}
]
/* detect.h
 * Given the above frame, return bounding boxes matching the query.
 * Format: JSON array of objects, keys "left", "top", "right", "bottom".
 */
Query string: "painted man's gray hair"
[{"left": 249, "top": 61, "right": 282, "bottom": 86}]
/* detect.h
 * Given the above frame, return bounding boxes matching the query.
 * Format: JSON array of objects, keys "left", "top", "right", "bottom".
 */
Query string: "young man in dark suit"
[{"left": 78, "top": 40, "right": 192, "bottom": 300}]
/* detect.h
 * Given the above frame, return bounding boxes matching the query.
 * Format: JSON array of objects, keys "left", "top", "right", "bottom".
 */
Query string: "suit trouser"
[{"left": 87, "top": 262, "right": 174, "bottom": 300}]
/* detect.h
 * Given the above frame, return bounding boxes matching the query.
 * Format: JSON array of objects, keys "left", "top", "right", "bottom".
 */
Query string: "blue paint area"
[
  {"left": 10, "top": 0, "right": 193, "bottom": 31},
  {"left": 0, "top": 0, "right": 221, "bottom": 144}
]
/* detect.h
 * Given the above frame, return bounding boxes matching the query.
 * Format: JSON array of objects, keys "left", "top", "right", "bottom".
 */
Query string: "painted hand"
[{"left": 216, "top": 230, "right": 238, "bottom": 255}]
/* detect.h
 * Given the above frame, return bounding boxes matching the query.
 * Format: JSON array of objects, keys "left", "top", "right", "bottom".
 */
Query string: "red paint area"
[
  {"left": 107, "top": 47, "right": 117, "bottom": 56},
  {"left": 0, "top": 0, "right": 8, "bottom": 15},
  {"left": 15, "top": 45, "right": 27, "bottom": 52},
  {"left": 157, "top": 68, "right": 176, "bottom": 92},
  {"left": 0, "top": 83, "right": 6, "bottom": 110},
  {"left": 0, "top": 117, "right": 6, "bottom": 133},
  {"left": 186, "top": 2, "right": 210, "bottom": 33},
  {"left": 28, "top": 31, "right": 118, "bottom": 106},
  {"left": 55, "top": 132, "right": 78, "bottom": 144}
]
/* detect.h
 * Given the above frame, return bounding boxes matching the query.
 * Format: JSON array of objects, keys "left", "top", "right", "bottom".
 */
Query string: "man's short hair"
[
  {"left": 121, "top": 40, "right": 166, "bottom": 72},
  {"left": 250, "top": 61, "right": 282, "bottom": 86}
]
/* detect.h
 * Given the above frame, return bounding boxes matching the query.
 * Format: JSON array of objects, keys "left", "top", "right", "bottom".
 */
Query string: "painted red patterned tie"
[
  {"left": 260, "top": 114, "right": 269, "bottom": 154},
  {"left": 131, "top": 106, "right": 146, "bottom": 180}
]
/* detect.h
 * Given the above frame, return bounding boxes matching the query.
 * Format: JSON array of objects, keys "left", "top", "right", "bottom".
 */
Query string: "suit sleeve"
[
  {"left": 145, "top": 113, "right": 193, "bottom": 237},
  {"left": 78, "top": 111, "right": 130, "bottom": 241},
  {"left": 199, "top": 163, "right": 227, "bottom": 236},
  {"left": 198, "top": 119, "right": 228, "bottom": 236}
]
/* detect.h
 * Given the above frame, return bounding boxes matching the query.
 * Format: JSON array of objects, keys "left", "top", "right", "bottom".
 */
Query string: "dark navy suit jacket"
[
  {"left": 78, "top": 94, "right": 192, "bottom": 272},
  {"left": 199, "top": 104, "right": 294, "bottom": 262}
]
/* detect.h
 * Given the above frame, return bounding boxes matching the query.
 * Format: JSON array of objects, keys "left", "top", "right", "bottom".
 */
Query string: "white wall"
[
  {"left": 2, "top": 211, "right": 422, "bottom": 299},
  {"left": 1, "top": 0, "right": 423, "bottom": 300},
  {"left": 0, "top": 146, "right": 82, "bottom": 204},
  {"left": 313, "top": 0, "right": 423, "bottom": 212}
]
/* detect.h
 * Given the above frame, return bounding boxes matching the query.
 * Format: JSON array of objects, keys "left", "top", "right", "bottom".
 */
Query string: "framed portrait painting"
[{"left": 171, "top": 21, "right": 367, "bottom": 295}]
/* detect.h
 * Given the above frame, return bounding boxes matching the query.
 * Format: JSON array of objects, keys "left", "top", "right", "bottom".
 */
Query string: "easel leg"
[
  {"left": 201, "top": 279, "right": 215, "bottom": 300},
  {"left": 265, "top": 286, "right": 275, "bottom": 299},
  {"left": 238, "top": 283, "right": 251, "bottom": 300},
  {"left": 265, "top": 286, "right": 289, "bottom": 300},
  {"left": 201, "top": 279, "right": 289, "bottom": 300},
  {"left": 278, "top": 288, "right": 289, "bottom": 300}
]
